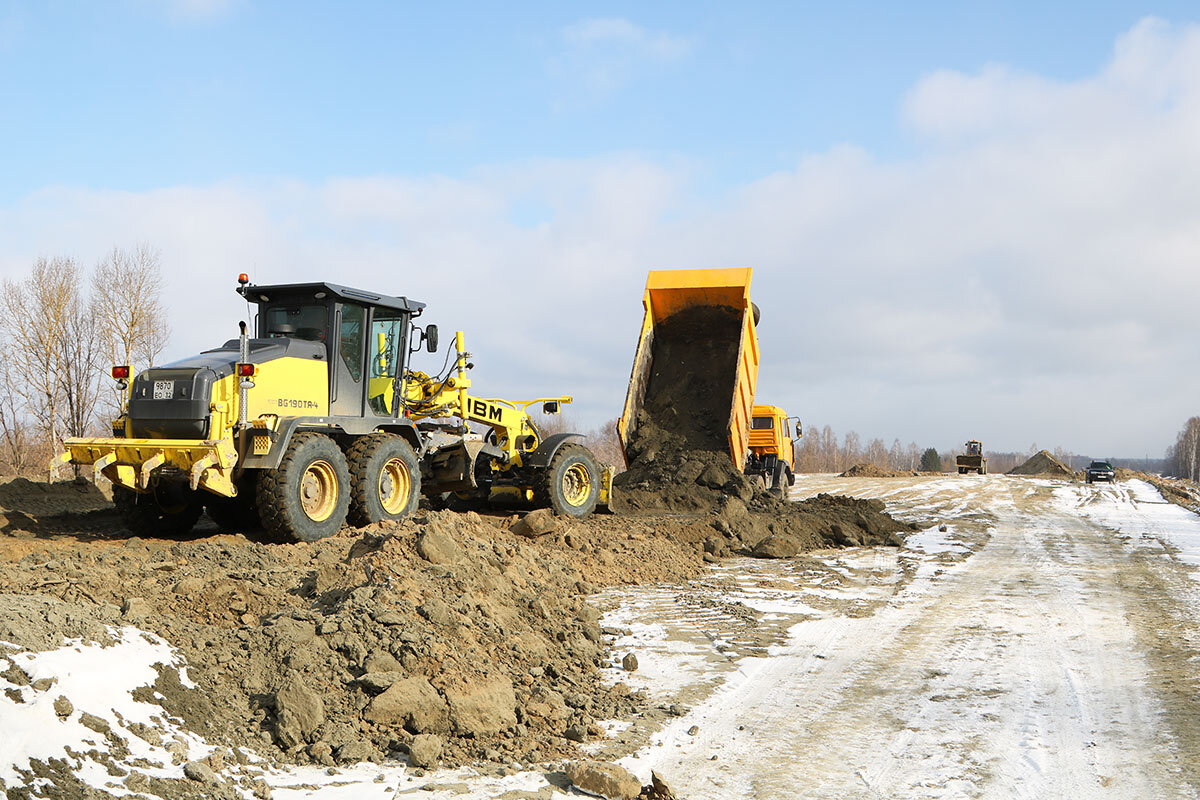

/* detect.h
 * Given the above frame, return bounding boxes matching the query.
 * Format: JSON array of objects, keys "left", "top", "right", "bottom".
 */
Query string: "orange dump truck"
[{"left": 617, "top": 267, "right": 760, "bottom": 469}]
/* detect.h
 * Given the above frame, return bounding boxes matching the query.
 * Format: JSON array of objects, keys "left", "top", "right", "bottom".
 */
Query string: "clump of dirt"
[
  {"left": 611, "top": 305, "right": 910, "bottom": 552},
  {"left": 839, "top": 464, "right": 914, "bottom": 478},
  {"left": 1008, "top": 450, "right": 1077, "bottom": 478}
]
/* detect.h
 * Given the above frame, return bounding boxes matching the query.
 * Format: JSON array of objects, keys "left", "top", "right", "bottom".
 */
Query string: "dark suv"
[{"left": 1086, "top": 460, "right": 1115, "bottom": 484}]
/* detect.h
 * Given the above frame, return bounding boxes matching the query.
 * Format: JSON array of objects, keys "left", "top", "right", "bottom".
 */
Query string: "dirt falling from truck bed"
[{"left": 612, "top": 305, "right": 911, "bottom": 555}]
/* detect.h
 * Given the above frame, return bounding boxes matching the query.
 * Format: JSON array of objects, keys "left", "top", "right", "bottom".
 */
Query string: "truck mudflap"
[{"left": 58, "top": 437, "right": 239, "bottom": 497}]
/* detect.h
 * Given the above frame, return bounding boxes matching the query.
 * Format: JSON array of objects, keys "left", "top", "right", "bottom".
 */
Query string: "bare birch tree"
[
  {"left": 0, "top": 347, "right": 35, "bottom": 475},
  {"left": 0, "top": 257, "right": 79, "bottom": 456},
  {"left": 58, "top": 298, "right": 104, "bottom": 439},
  {"left": 1172, "top": 417, "right": 1200, "bottom": 481},
  {"left": 91, "top": 244, "right": 171, "bottom": 413}
]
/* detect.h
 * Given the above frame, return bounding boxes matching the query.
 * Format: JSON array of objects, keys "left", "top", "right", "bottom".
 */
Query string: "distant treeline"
[
  {"left": 793, "top": 425, "right": 1169, "bottom": 476},
  {"left": 1165, "top": 417, "right": 1200, "bottom": 482}
]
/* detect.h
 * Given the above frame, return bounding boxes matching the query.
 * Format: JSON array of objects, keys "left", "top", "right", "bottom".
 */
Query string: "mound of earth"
[
  {"left": 839, "top": 464, "right": 914, "bottom": 478},
  {"left": 0, "top": 506, "right": 727, "bottom": 775},
  {"left": 1007, "top": 450, "right": 1076, "bottom": 478},
  {"left": 0, "top": 476, "right": 119, "bottom": 539},
  {"left": 610, "top": 305, "right": 910, "bottom": 550}
]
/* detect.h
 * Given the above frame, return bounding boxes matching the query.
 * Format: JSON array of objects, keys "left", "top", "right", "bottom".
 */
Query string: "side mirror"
[
  {"left": 425, "top": 324, "right": 439, "bottom": 353},
  {"left": 542, "top": 401, "right": 560, "bottom": 415}
]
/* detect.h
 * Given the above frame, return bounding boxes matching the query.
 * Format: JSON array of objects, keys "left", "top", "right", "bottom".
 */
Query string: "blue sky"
[
  {"left": 2, "top": 1, "right": 1199, "bottom": 457},
  {"left": 1, "top": 1, "right": 1184, "bottom": 196}
]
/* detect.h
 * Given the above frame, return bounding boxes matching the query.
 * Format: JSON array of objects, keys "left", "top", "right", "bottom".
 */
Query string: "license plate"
[{"left": 153, "top": 381, "right": 174, "bottom": 400}]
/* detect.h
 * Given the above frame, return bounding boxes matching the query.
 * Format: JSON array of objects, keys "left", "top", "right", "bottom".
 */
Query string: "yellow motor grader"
[{"left": 58, "top": 277, "right": 606, "bottom": 542}]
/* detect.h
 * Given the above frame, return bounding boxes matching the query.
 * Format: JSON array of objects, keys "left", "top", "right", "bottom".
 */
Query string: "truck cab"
[{"left": 744, "top": 404, "right": 800, "bottom": 495}]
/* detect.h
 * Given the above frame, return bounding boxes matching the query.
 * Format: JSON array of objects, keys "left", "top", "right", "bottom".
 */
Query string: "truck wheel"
[
  {"left": 768, "top": 461, "right": 787, "bottom": 498},
  {"left": 114, "top": 484, "right": 202, "bottom": 538},
  {"left": 206, "top": 480, "right": 261, "bottom": 533},
  {"left": 257, "top": 433, "right": 351, "bottom": 542},
  {"left": 347, "top": 434, "right": 421, "bottom": 526},
  {"left": 786, "top": 465, "right": 796, "bottom": 487},
  {"left": 536, "top": 443, "right": 600, "bottom": 518}
]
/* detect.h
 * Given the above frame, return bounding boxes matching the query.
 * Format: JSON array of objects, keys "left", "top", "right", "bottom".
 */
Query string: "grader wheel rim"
[
  {"left": 300, "top": 459, "right": 339, "bottom": 522},
  {"left": 378, "top": 456, "right": 412, "bottom": 515},
  {"left": 561, "top": 462, "right": 592, "bottom": 507}
]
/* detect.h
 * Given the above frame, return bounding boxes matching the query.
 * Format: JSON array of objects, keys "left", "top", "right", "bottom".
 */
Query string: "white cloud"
[
  {"left": 552, "top": 17, "right": 695, "bottom": 96},
  {"left": 562, "top": 17, "right": 694, "bottom": 61},
  {"left": 3, "top": 19, "right": 1199, "bottom": 455},
  {"left": 140, "top": 0, "right": 238, "bottom": 23}
]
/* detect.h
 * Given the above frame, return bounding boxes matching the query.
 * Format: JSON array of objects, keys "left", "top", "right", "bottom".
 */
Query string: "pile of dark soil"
[
  {"left": 1008, "top": 450, "right": 1077, "bottom": 479},
  {"left": 840, "top": 464, "right": 915, "bottom": 478},
  {"left": 611, "top": 305, "right": 910, "bottom": 551}
]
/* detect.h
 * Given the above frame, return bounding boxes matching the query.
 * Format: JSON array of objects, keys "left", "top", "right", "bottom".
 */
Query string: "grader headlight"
[
  {"left": 237, "top": 363, "right": 256, "bottom": 389},
  {"left": 111, "top": 365, "right": 130, "bottom": 392}
]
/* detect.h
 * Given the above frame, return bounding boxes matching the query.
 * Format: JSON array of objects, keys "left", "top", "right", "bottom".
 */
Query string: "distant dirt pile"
[
  {"left": 610, "top": 305, "right": 910, "bottom": 551},
  {"left": 1008, "top": 450, "right": 1077, "bottom": 478},
  {"left": 839, "top": 464, "right": 915, "bottom": 478}
]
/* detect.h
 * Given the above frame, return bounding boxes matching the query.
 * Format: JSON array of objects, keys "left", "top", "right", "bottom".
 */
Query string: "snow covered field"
[{"left": 3, "top": 476, "right": 1199, "bottom": 798}]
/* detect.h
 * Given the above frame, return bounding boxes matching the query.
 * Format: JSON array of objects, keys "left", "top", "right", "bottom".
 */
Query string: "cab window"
[
  {"left": 751, "top": 417, "right": 773, "bottom": 430},
  {"left": 368, "top": 309, "right": 404, "bottom": 416},
  {"left": 339, "top": 304, "right": 365, "bottom": 382},
  {"left": 263, "top": 304, "right": 327, "bottom": 342}
]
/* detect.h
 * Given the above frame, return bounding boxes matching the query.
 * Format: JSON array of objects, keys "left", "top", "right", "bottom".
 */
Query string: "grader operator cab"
[{"left": 60, "top": 277, "right": 605, "bottom": 542}]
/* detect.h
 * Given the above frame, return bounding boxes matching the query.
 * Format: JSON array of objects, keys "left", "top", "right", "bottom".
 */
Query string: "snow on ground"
[
  {"left": 1056, "top": 478, "right": 1200, "bottom": 574},
  {"left": 0, "top": 627, "right": 218, "bottom": 795}
]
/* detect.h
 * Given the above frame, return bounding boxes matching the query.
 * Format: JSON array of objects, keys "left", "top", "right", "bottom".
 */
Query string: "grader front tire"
[
  {"left": 257, "top": 433, "right": 351, "bottom": 543},
  {"left": 346, "top": 434, "right": 421, "bottom": 526},
  {"left": 536, "top": 443, "right": 601, "bottom": 518}
]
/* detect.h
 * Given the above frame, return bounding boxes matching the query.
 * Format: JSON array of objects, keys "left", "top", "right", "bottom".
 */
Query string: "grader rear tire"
[
  {"left": 535, "top": 443, "right": 600, "bottom": 518},
  {"left": 114, "top": 484, "right": 203, "bottom": 539},
  {"left": 257, "top": 433, "right": 351, "bottom": 542},
  {"left": 346, "top": 434, "right": 421, "bottom": 526}
]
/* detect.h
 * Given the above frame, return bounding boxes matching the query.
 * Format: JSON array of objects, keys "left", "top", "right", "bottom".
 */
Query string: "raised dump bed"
[{"left": 617, "top": 267, "right": 759, "bottom": 470}]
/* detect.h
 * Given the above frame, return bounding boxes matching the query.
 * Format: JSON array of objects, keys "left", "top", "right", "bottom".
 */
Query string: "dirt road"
[{"left": 612, "top": 476, "right": 1200, "bottom": 800}]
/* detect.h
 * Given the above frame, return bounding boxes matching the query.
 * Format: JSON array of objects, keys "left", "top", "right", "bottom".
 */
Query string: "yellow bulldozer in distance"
[{"left": 59, "top": 277, "right": 606, "bottom": 542}]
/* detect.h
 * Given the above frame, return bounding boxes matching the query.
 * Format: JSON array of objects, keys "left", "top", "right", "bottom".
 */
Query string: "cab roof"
[
  {"left": 237, "top": 281, "right": 425, "bottom": 314},
  {"left": 751, "top": 404, "right": 789, "bottom": 417}
]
